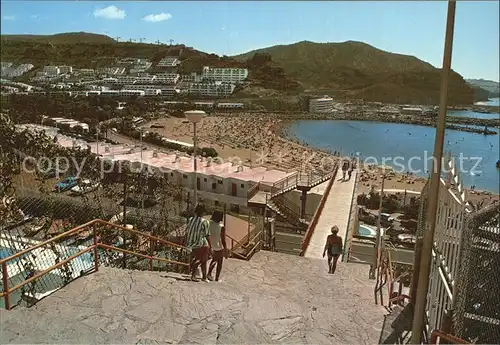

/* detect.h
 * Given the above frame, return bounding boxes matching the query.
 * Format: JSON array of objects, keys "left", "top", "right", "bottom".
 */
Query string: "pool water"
[{"left": 358, "top": 225, "right": 376, "bottom": 237}]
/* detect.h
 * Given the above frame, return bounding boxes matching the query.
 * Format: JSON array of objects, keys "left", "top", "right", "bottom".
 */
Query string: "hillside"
[
  {"left": 233, "top": 40, "right": 476, "bottom": 105},
  {"left": 1, "top": 32, "right": 116, "bottom": 44},
  {"left": 0, "top": 32, "right": 296, "bottom": 92},
  {"left": 466, "top": 78, "right": 500, "bottom": 98}
]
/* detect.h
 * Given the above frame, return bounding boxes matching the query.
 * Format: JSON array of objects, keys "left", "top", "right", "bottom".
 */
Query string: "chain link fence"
[{"left": 453, "top": 203, "right": 500, "bottom": 344}]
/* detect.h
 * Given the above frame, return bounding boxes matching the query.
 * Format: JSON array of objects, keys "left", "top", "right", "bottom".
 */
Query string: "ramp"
[{"left": 304, "top": 171, "right": 357, "bottom": 259}]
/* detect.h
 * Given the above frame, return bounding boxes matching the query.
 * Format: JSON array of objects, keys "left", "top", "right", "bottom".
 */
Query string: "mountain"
[
  {"left": 466, "top": 79, "right": 500, "bottom": 98},
  {"left": 233, "top": 40, "right": 475, "bottom": 105},
  {"left": 1, "top": 32, "right": 117, "bottom": 44}
]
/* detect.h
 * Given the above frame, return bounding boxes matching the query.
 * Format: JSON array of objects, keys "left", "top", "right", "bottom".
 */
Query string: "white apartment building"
[
  {"left": 43, "top": 66, "right": 60, "bottom": 76},
  {"left": 202, "top": 66, "right": 248, "bottom": 83},
  {"left": 155, "top": 73, "right": 180, "bottom": 84},
  {"left": 157, "top": 57, "right": 181, "bottom": 67},
  {"left": 58, "top": 66, "right": 73, "bottom": 74},
  {"left": 78, "top": 69, "right": 95, "bottom": 75},
  {"left": 309, "top": 96, "right": 334, "bottom": 113},
  {"left": 116, "top": 76, "right": 138, "bottom": 85},
  {"left": 188, "top": 82, "right": 236, "bottom": 97},
  {"left": 217, "top": 103, "right": 244, "bottom": 109}
]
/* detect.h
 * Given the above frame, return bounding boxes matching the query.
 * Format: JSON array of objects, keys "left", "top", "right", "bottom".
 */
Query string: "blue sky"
[{"left": 1, "top": 1, "right": 499, "bottom": 81}]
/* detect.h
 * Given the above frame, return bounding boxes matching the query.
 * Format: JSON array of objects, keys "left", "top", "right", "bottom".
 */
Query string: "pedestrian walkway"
[{"left": 304, "top": 171, "right": 358, "bottom": 259}]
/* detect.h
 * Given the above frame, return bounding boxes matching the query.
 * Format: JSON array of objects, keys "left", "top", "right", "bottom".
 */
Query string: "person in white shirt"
[{"left": 207, "top": 210, "right": 228, "bottom": 282}]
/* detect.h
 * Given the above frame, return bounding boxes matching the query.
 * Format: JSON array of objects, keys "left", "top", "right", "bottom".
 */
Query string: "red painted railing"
[
  {"left": 430, "top": 330, "right": 468, "bottom": 344},
  {"left": 300, "top": 165, "right": 339, "bottom": 255}
]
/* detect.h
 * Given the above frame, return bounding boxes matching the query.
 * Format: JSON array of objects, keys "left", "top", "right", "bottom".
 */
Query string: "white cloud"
[
  {"left": 93, "top": 6, "right": 126, "bottom": 20},
  {"left": 3, "top": 15, "right": 15, "bottom": 21},
  {"left": 142, "top": 13, "right": 172, "bottom": 23}
]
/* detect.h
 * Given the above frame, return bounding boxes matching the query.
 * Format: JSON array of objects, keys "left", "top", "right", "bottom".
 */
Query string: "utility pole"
[
  {"left": 139, "top": 37, "right": 146, "bottom": 43},
  {"left": 370, "top": 173, "right": 385, "bottom": 279},
  {"left": 115, "top": 36, "right": 121, "bottom": 42},
  {"left": 410, "top": 1, "right": 456, "bottom": 343},
  {"left": 156, "top": 40, "right": 161, "bottom": 45},
  {"left": 169, "top": 39, "right": 174, "bottom": 46}
]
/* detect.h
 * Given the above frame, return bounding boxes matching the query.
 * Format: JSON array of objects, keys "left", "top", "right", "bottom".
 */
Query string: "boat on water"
[{"left": 496, "top": 160, "right": 500, "bottom": 169}]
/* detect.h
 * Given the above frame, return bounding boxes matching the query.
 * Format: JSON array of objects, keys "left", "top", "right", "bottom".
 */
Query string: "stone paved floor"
[{"left": 0, "top": 251, "right": 386, "bottom": 344}]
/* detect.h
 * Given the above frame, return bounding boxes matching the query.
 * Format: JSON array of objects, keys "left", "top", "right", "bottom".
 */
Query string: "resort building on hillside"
[
  {"left": 201, "top": 66, "right": 248, "bottom": 84},
  {"left": 187, "top": 82, "right": 236, "bottom": 97},
  {"left": 43, "top": 66, "right": 60, "bottom": 76},
  {"left": 157, "top": 57, "right": 181, "bottom": 68},
  {"left": 309, "top": 96, "right": 334, "bottom": 113}
]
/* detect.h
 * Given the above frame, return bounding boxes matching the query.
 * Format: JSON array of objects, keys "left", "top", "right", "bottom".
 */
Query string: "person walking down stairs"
[
  {"left": 185, "top": 204, "right": 212, "bottom": 282},
  {"left": 207, "top": 210, "right": 229, "bottom": 282},
  {"left": 323, "top": 225, "right": 343, "bottom": 274}
]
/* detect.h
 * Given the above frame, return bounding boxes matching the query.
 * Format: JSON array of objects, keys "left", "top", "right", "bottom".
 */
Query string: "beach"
[{"left": 143, "top": 114, "right": 498, "bottom": 206}]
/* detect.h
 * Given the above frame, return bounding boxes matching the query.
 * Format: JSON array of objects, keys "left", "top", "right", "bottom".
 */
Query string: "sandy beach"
[{"left": 143, "top": 114, "right": 498, "bottom": 206}]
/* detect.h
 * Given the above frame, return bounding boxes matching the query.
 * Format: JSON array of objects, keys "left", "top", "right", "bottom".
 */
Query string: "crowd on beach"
[{"left": 148, "top": 114, "right": 497, "bottom": 204}]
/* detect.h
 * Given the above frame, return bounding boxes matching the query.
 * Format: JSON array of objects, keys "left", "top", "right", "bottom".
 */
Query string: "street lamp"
[{"left": 184, "top": 110, "right": 205, "bottom": 208}]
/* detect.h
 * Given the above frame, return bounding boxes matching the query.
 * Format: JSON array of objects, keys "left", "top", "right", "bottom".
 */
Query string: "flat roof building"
[{"left": 309, "top": 96, "right": 334, "bottom": 114}]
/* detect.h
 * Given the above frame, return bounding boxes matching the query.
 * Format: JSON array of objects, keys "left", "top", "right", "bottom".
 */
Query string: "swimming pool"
[{"left": 358, "top": 224, "right": 376, "bottom": 238}]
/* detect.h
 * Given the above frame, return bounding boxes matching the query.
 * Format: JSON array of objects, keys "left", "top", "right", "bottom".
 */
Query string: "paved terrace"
[
  {"left": 0, "top": 251, "right": 385, "bottom": 344},
  {"left": 304, "top": 171, "right": 358, "bottom": 259}
]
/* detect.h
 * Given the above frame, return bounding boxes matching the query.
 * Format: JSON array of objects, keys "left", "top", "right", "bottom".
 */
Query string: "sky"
[{"left": 1, "top": 1, "right": 499, "bottom": 81}]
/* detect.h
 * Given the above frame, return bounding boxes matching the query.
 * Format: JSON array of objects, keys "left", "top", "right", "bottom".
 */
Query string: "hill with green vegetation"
[
  {"left": 1, "top": 32, "right": 117, "bottom": 44},
  {"left": 233, "top": 40, "right": 476, "bottom": 105},
  {"left": 1, "top": 32, "right": 297, "bottom": 92}
]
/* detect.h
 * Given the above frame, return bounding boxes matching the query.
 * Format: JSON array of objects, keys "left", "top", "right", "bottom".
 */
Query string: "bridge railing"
[{"left": 300, "top": 167, "right": 339, "bottom": 255}]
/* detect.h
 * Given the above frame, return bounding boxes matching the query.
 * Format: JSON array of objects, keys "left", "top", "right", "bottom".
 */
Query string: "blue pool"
[{"left": 358, "top": 224, "right": 376, "bottom": 238}]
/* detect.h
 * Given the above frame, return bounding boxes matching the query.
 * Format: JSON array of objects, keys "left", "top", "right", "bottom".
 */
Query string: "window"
[
  {"left": 183, "top": 174, "right": 187, "bottom": 179},
  {"left": 217, "top": 180, "right": 223, "bottom": 185},
  {"left": 214, "top": 201, "right": 220, "bottom": 206},
  {"left": 240, "top": 184, "right": 244, "bottom": 189},
  {"left": 212, "top": 183, "right": 216, "bottom": 190},
  {"left": 204, "top": 178, "right": 207, "bottom": 182}
]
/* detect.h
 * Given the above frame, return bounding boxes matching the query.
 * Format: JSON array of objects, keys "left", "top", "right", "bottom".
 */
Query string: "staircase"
[
  {"left": 270, "top": 168, "right": 338, "bottom": 199},
  {"left": 246, "top": 165, "right": 339, "bottom": 233},
  {"left": 267, "top": 194, "right": 308, "bottom": 230}
]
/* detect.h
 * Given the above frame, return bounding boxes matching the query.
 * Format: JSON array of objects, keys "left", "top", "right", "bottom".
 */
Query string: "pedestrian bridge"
[{"left": 303, "top": 171, "right": 358, "bottom": 259}]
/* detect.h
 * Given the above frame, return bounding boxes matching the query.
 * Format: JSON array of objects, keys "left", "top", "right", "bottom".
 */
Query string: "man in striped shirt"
[{"left": 185, "top": 204, "right": 211, "bottom": 282}]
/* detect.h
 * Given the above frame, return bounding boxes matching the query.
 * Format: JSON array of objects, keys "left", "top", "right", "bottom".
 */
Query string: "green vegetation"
[
  {"left": 1, "top": 32, "right": 117, "bottom": 44},
  {"left": 233, "top": 40, "right": 476, "bottom": 105}
]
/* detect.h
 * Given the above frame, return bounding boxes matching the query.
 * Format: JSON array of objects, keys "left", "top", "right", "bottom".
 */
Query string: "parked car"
[
  {"left": 70, "top": 179, "right": 100, "bottom": 195},
  {"left": 53, "top": 177, "right": 79, "bottom": 193}
]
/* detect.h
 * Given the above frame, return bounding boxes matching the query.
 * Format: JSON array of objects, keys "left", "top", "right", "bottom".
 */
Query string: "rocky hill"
[
  {"left": 233, "top": 40, "right": 476, "bottom": 105},
  {"left": 466, "top": 78, "right": 500, "bottom": 98}
]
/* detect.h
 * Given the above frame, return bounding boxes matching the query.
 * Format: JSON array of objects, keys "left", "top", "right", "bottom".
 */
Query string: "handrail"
[
  {"left": 430, "top": 330, "right": 469, "bottom": 344},
  {"left": 300, "top": 165, "right": 339, "bottom": 255},
  {"left": 247, "top": 181, "right": 261, "bottom": 200},
  {"left": 271, "top": 172, "right": 299, "bottom": 198},
  {"left": 1, "top": 219, "right": 192, "bottom": 310},
  {"left": 0, "top": 219, "right": 187, "bottom": 265},
  {"left": 342, "top": 169, "right": 359, "bottom": 262}
]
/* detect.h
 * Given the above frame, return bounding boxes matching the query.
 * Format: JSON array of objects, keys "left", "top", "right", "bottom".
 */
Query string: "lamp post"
[
  {"left": 410, "top": 1, "right": 456, "bottom": 343},
  {"left": 184, "top": 110, "right": 205, "bottom": 208}
]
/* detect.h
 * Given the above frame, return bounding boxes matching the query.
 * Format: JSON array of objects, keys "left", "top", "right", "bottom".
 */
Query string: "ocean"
[{"left": 287, "top": 111, "right": 500, "bottom": 193}]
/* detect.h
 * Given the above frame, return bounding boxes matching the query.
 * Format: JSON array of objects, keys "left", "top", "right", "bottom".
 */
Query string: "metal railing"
[
  {"left": 246, "top": 181, "right": 261, "bottom": 200},
  {"left": 225, "top": 231, "right": 263, "bottom": 261},
  {"left": 0, "top": 219, "right": 190, "bottom": 310},
  {"left": 430, "top": 330, "right": 469, "bottom": 344},
  {"left": 270, "top": 172, "right": 299, "bottom": 198},
  {"left": 265, "top": 192, "right": 306, "bottom": 230},
  {"left": 300, "top": 166, "right": 339, "bottom": 255},
  {"left": 343, "top": 170, "right": 359, "bottom": 262}
]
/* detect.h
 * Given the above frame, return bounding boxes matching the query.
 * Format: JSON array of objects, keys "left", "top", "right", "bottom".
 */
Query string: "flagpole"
[{"left": 410, "top": 1, "right": 456, "bottom": 343}]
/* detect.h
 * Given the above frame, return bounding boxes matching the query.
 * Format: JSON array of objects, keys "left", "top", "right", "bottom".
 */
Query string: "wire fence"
[{"left": 453, "top": 203, "right": 500, "bottom": 344}]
